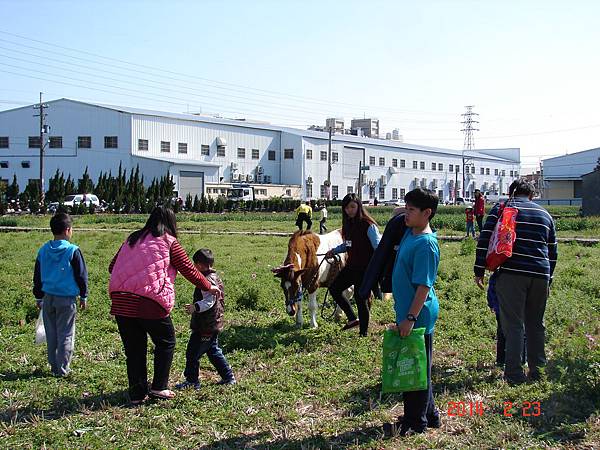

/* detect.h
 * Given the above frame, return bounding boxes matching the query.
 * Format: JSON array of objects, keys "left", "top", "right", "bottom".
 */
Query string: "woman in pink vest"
[{"left": 109, "top": 206, "right": 219, "bottom": 404}]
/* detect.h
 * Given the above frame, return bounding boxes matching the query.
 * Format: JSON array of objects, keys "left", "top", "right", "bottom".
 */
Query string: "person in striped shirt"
[{"left": 474, "top": 179, "right": 557, "bottom": 384}]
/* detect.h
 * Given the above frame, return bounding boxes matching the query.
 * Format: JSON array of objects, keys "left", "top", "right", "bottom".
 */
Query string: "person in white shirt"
[{"left": 319, "top": 204, "right": 328, "bottom": 234}]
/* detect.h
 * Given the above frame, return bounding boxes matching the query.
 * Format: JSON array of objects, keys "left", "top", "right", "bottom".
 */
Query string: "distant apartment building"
[
  {"left": 351, "top": 118, "right": 380, "bottom": 138},
  {"left": 325, "top": 118, "right": 344, "bottom": 134}
]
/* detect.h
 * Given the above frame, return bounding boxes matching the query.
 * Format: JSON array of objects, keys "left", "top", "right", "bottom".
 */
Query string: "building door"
[{"left": 179, "top": 171, "right": 204, "bottom": 199}]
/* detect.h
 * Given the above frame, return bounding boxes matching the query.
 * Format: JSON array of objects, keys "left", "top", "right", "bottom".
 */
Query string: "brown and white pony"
[{"left": 272, "top": 229, "right": 349, "bottom": 328}]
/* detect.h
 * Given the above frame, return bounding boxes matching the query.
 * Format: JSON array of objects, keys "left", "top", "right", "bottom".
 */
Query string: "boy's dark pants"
[
  {"left": 402, "top": 333, "right": 438, "bottom": 431},
  {"left": 115, "top": 316, "right": 176, "bottom": 401},
  {"left": 319, "top": 218, "right": 327, "bottom": 234},
  {"left": 184, "top": 332, "right": 234, "bottom": 383}
]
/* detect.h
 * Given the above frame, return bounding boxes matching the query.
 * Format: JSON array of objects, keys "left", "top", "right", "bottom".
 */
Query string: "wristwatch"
[{"left": 406, "top": 313, "right": 418, "bottom": 322}]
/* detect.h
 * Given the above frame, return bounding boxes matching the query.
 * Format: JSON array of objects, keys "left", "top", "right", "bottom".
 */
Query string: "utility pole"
[
  {"left": 460, "top": 105, "right": 479, "bottom": 197},
  {"left": 33, "top": 92, "right": 49, "bottom": 206},
  {"left": 326, "top": 126, "right": 333, "bottom": 200}
]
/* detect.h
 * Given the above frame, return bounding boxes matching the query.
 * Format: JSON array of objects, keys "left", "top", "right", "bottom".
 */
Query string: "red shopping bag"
[{"left": 486, "top": 202, "right": 518, "bottom": 271}]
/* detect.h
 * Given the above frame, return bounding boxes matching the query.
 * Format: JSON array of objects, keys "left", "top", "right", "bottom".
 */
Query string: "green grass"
[
  {"left": 2, "top": 205, "right": 600, "bottom": 237},
  {"left": 0, "top": 225, "right": 599, "bottom": 448}
]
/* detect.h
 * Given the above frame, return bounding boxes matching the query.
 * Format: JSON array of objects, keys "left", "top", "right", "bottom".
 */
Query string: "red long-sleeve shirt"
[{"left": 109, "top": 239, "right": 211, "bottom": 319}]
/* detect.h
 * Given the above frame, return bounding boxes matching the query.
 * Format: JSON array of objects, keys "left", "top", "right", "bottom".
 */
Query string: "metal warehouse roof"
[{"left": 2, "top": 98, "right": 519, "bottom": 163}]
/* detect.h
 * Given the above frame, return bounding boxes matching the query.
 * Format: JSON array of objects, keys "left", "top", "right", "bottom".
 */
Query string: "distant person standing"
[
  {"left": 319, "top": 204, "right": 328, "bottom": 234},
  {"left": 474, "top": 189, "right": 485, "bottom": 233},
  {"left": 465, "top": 206, "right": 475, "bottom": 238},
  {"left": 295, "top": 201, "right": 313, "bottom": 230}
]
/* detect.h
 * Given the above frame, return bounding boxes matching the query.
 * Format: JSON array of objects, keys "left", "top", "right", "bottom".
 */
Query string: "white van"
[{"left": 63, "top": 194, "right": 100, "bottom": 207}]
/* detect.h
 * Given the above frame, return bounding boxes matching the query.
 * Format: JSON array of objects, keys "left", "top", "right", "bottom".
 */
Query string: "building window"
[
  {"left": 306, "top": 149, "right": 313, "bottom": 159},
  {"left": 49, "top": 137, "right": 63, "bottom": 149},
  {"left": 413, "top": 161, "right": 418, "bottom": 169},
  {"left": 104, "top": 136, "right": 118, "bottom": 148},
  {"left": 161, "top": 141, "right": 170, "bottom": 152},
  {"left": 455, "top": 165, "right": 459, "bottom": 173},
  {"left": 332, "top": 152, "right": 338, "bottom": 163},
  {"left": 510, "top": 170, "right": 514, "bottom": 177},
  {"left": 400, "top": 188, "right": 406, "bottom": 198},
  {"left": 320, "top": 151, "right": 328, "bottom": 161},
  {"left": 29, "top": 136, "right": 41, "bottom": 148},
  {"left": 306, "top": 185, "right": 312, "bottom": 198},
  {"left": 369, "top": 185, "right": 375, "bottom": 199},
  {"left": 252, "top": 149, "right": 259, "bottom": 159},
  {"left": 320, "top": 185, "right": 327, "bottom": 198},
  {"left": 0, "top": 161, "right": 8, "bottom": 168},
  {"left": 237, "top": 147, "right": 245, "bottom": 158},
  {"left": 21, "top": 161, "right": 31, "bottom": 168},
  {"left": 438, "top": 163, "right": 443, "bottom": 171},
  {"left": 0, "top": 137, "right": 8, "bottom": 148},
  {"left": 480, "top": 167, "right": 485, "bottom": 175},
  {"left": 217, "top": 145, "right": 226, "bottom": 157},
  {"left": 347, "top": 186, "right": 353, "bottom": 194},
  {"left": 379, "top": 187, "right": 385, "bottom": 199},
  {"left": 400, "top": 159, "right": 406, "bottom": 168},
  {"left": 286, "top": 189, "right": 291, "bottom": 196},
  {"left": 78, "top": 136, "right": 91, "bottom": 149},
  {"left": 471, "top": 166, "right": 475, "bottom": 174},
  {"left": 392, "top": 188, "right": 398, "bottom": 200},
  {"left": 284, "top": 148, "right": 294, "bottom": 159},
  {"left": 431, "top": 162, "right": 436, "bottom": 171},
  {"left": 135, "top": 139, "right": 147, "bottom": 151},
  {"left": 514, "top": 171, "right": 519, "bottom": 177},
  {"left": 268, "top": 150, "right": 276, "bottom": 161},
  {"left": 369, "top": 156, "right": 376, "bottom": 166},
  {"left": 486, "top": 168, "right": 490, "bottom": 175},
  {"left": 178, "top": 143, "right": 188, "bottom": 154},
  {"left": 201, "top": 145, "right": 210, "bottom": 156},
  {"left": 494, "top": 168, "right": 499, "bottom": 176},
  {"left": 332, "top": 185, "right": 339, "bottom": 199},
  {"left": 256, "top": 188, "right": 267, "bottom": 196},
  {"left": 392, "top": 158, "right": 398, "bottom": 167},
  {"left": 379, "top": 157, "right": 385, "bottom": 166},
  {"left": 449, "top": 164, "right": 454, "bottom": 172},
  {"left": 420, "top": 161, "right": 425, "bottom": 170}
]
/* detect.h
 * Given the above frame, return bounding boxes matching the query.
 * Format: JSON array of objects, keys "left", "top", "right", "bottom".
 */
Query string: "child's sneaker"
[
  {"left": 175, "top": 380, "right": 201, "bottom": 390},
  {"left": 216, "top": 377, "right": 236, "bottom": 385}
]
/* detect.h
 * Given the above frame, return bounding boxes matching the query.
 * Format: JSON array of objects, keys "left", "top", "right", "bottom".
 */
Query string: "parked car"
[
  {"left": 49, "top": 193, "right": 100, "bottom": 212},
  {"left": 382, "top": 199, "right": 406, "bottom": 207}
]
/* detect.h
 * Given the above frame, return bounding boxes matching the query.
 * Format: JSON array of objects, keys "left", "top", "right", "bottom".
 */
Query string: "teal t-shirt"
[{"left": 392, "top": 230, "right": 440, "bottom": 334}]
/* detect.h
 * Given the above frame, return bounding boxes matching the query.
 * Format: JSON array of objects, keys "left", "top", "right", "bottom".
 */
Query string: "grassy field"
[
  {"left": 1, "top": 205, "right": 599, "bottom": 238},
  {"left": 0, "top": 222, "right": 599, "bottom": 448}
]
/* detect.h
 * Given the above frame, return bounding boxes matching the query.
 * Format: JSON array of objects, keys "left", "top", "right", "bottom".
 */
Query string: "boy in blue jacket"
[{"left": 33, "top": 213, "right": 88, "bottom": 377}]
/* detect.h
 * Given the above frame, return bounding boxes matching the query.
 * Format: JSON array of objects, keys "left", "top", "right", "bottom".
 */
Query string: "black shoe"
[
  {"left": 391, "top": 414, "right": 440, "bottom": 430},
  {"left": 342, "top": 319, "right": 360, "bottom": 331},
  {"left": 399, "top": 424, "right": 426, "bottom": 437},
  {"left": 504, "top": 374, "right": 527, "bottom": 385}
]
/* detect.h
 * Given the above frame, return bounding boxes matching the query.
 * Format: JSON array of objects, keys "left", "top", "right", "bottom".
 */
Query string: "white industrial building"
[{"left": 0, "top": 99, "right": 521, "bottom": 202}]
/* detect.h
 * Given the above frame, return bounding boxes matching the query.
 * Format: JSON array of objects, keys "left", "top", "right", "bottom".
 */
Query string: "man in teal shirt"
[{"left": 387, "top": 187, "right": 441, "bottom": 437}]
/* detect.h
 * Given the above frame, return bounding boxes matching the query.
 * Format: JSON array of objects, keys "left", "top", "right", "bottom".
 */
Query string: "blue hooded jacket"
[{"left": 36, "top": 240, "right": 81, "bottom": 297}]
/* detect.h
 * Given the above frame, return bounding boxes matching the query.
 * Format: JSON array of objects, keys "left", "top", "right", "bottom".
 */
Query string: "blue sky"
[{"left": 1, "top": 0, "right": 600, "bottom": 171}]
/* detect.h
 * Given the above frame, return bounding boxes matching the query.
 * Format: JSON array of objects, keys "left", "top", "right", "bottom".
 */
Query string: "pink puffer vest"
[{"left": 109, "top": 233, "right": 178, "bottom": 313}]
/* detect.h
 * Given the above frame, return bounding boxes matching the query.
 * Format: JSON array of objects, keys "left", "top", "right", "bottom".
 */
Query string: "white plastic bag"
[{"left": 35, "top": 311, "right": 46, "bottom": 345}]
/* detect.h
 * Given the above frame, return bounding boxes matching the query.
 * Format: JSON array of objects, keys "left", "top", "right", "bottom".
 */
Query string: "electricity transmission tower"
[{"left": 460, "top": 105, "right": 479, "bottom": 197}]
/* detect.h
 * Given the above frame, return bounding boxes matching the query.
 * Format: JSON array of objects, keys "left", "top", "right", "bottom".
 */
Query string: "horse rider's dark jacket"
[{"left": 357, "top": 213, "right": 407, "bottom": 299}]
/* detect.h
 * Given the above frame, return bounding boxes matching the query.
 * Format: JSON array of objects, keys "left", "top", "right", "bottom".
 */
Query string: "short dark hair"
[
  {"left": 510, "top": 179, "right": 535, "bottom": 197},
  {"left": 404, "top": 188, "right": 439, "bottom": 221},
  {"left": 193, "top": 248, "right": 214, "bottom": 266},
  {"left": 50, "top": 213, "right": 72, "bottom": 235}
]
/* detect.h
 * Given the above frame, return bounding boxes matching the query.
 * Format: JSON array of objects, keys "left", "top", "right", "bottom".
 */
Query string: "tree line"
[{"left": 0, "top": 165, "right": 345, "bottom": 214}]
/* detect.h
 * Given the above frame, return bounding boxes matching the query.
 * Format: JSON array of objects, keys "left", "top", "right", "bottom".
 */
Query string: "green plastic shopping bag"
[{"left": 381, "top": 327, "right": 427, "bottom": 393}]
